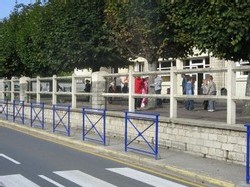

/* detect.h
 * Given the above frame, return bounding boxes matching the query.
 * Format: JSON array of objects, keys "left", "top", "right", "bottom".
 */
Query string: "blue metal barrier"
[
  {"left": 53, "top": 105, "right": 71, "bottom": 136},
  {"left": 82, "top": 108, "right": 106, "bottom": 145},
  {"left": 0, "top": 99, "right": 9, "bottom": 120},
  {"left": 125, "top": 111, "right": 159, "bottom": 159},
  {"left": 245, "top": 123, "right": 250, "bottom": 184},
  {"left": 30, "top": 102, "right": 45, "bottom": 129},
  {"left": 13, "top": 100, "right": 24, "bottom": 124}
]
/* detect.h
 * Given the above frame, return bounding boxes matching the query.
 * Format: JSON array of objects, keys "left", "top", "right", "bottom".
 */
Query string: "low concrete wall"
[{"left": 4, "top": 103, "right": 246, "bottom": 165}]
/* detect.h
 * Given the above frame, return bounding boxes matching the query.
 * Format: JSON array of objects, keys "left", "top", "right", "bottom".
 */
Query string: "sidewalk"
[{"left": 0, "top": 119, "right": 246, "bottom": 187}]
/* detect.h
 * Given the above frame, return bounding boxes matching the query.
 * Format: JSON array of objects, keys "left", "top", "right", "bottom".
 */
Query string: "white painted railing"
[{"left": 0, "top": 63, "right": 249, "bottom": 125}]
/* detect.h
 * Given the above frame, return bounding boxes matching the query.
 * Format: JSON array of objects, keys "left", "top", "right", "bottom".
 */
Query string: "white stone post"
[
  {"left": 52, "top": 75, "right": 57, "bottom": 105},
  {"left": 227, "top": 63, "right": 236, "bottom": 124},
  {"left": 11, "top": 77, "right": 15, "bottom": 102},
  {"left": 0, "top": 79, "right": 4, "bottom": 100},
  {"left": 170, "top": 67, "right": 177, "bottom": 118},
  {"left": 19, "top": 76, "right": 29, "bottom": 102},
  {"left": 91, "top": 71, "right": 108, "bottom": 109},
  {"left": 176, "top": 59, "right": 183, "bottom": 94},
  {"left": 36, "top": 76, "right": 41, "bottom": 103},
  {"left": 128, "top": 68, "right": 135, "bottom": 112},
  {"left": 71, "top": 74, "right": 76, "bottom": 108}
]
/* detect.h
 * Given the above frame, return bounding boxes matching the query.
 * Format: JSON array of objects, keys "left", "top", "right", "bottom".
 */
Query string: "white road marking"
[
  {"left": 106, "top": 167, "right": 188, "bottom": 187},
  {"left": 38, "top": 175, "right": 66, "bottom": 187},
  {"left": 54, "top": 170, "right": 117, "bottom": 187},
  {"left": 0, "top": 153, "right": 21, "bottom": 164},
  {"left": 0, "top": 174, "right": 40, "bottom": 187}
]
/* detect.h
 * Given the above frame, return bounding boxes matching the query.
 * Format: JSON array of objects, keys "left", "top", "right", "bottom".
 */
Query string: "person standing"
[
  {"left": 201, "top": 78, "right": 208, "bottom": 110},
  {"left": 206, "top": 75, "right": 217, "bottom": 112},
  {"left": 108, "top": 81, "right": 115, "bottom": 104},
  {"left": 152, "top": 74, "right": 163, "bottom": 107},
  {"left": 84, "top": 80, "right": 91, "bottom": 102},
  {"left": 122, "top": 76, "right": 129, "bottom": 93},
  {"left": 134, "top": 76, "right": 143, "bottom": 110},
  {"left": 181, "top": 74, "right": 187, "bottom": 95},
  {"left": 141, "top": 76, "right": 149, "bottom": 108},
  {"left": 115, "top": 77, "right": 122, "bottom": 93},
  {"left": 185, "top": 76, "right": 194, "bottom": 110}
]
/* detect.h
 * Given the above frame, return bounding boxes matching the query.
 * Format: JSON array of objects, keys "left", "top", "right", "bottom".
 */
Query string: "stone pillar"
[
  {"left": 227, "top": 63, "right": 236, "bottom": 124},
  {"left": 91, "top": 71, "right": 108, "bottom": 109},
  {"left": 128, "top": 67, "right": 135, "bottom": 112},
  {"left": 0, "top": 79, "right": 4, "bottom": 100},
  {"left": 52, "top": 75, "right": 57, "bottom": 105},
  {"left": 170, "top": 67, "right": 177, "bottom": 118},
  {"left": 209, "top": 56, "right": 225, "bottom": 94},
  {"left": 176, "top": 59, "right": 183, "bottom": 95},
  {"left": 71, "top": 74, "right": 76, "bottom": 108},
  {"left": 19, "top": 76, "right": 29, "bottom": 102}
]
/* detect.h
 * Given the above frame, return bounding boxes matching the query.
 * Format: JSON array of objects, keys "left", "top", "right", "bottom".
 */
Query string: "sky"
[{"left": 0, "top": 0, "right": 34, "bottom": 20}]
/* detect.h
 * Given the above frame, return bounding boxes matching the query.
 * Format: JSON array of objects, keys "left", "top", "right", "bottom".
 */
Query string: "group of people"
[
  {"left": 108, "top": 76, "right": 129, "bottom": 104},
  {"left": 201, "top": 75, "right": 217, "bottom": 112},
  {"left": 182, "top": 74, "right": 216, "bottom": 112},
  {"left": 108, "top": 75, "right": 163, "bottom": 110}
]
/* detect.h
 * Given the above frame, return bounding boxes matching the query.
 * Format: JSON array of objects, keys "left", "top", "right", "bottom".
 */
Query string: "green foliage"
[
  {"left": 1, "top": 1, "right": 249, "bottom": 78},
  {"left": 0, "top": 0, "right": 129, "bottom": 77},
  {"left": 105, "top": 1, "right": 193, "bottom": 64},
  {"left": 172, "top": 1, "right": 250, "bottom": 61}
]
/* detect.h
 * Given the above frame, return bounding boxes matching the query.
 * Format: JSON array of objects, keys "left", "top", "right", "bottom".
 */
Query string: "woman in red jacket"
[{"left": 134, "top": 76, "right": 143, "bottom": 110}]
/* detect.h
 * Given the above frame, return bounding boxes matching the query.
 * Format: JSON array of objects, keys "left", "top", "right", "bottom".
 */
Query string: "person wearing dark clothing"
[
  {"left": 84, "top": 80, "right": 91, "bottom": 102},
  {"left": 185, "top": 77, "right": 195, "bottom": 110},
  {"left": 182, "top": 74, "right": 187, "bottom": 95}
]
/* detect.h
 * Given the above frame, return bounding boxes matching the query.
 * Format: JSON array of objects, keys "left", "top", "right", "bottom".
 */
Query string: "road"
[{"left": 0, "top": 126, "right": 202, "bottom": 187}]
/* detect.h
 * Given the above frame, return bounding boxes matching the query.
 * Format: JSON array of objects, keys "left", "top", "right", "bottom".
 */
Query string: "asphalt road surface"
[{"left": 0, "top": 126, "right": 200, "bottom": 187}]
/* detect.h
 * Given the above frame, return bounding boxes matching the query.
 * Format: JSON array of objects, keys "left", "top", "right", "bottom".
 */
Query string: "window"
[
  {"left": 158, "top": 60, "right": 176, "bottom": 71},
  {"left": 239, "top": 61, "right": 250, "bottom": 76}
]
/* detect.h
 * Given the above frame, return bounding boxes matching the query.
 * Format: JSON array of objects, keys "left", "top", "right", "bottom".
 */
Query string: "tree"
[
  {"left": 172, "top": 1, "right": 250, "bottom": 97},
  {"left": 172, "top": 1, "right": 250, "bottom": 62},
  {"left": 105, "top": 1, "right": 193, "bottom": 66},
  {"left": 105, "top": 1, "right": 194, "bottom": 108},
  {"left": 0, "top": 13, "right": 26, "bottom": 78},
  {"left": 0, "top": 1, "right": 129, "bottom": 77}
]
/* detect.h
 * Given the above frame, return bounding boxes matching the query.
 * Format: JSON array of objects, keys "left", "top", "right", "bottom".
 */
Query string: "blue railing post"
[
  {"left": 125, "top": 112, "right": 128, "bottom": 152},
  {"left": 155, "top": 114, "right": 159, "bottom": 160},
  {"left": 245, "top": 123, "right": 250, "bottom": 184}
]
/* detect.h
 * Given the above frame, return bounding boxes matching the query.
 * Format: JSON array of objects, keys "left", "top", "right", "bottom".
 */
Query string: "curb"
[{"left": 0, "top": 120, "right": 236, "bottom": 187}]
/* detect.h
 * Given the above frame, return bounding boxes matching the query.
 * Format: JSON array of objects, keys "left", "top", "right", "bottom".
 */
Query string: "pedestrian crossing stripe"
[
  {"left": 38, "top": 175, "right": 65, "bottom": 187},
  {"left": 0, "top": 174, "right": 40, "bottom": 187},
  {"left": 0, "top": 153, "right": 21, "bottom": 164},
  {"left": 54, "top": 170, "right": 117, "bottom": 187},
  {"left": 0, "top": 168, "right": 187, "bottom": 187},
  {"left": 106, "top": 167, "right": 187, "bottom": 187}
]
